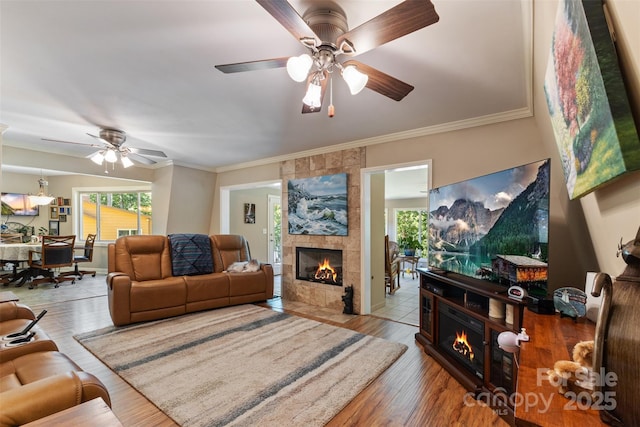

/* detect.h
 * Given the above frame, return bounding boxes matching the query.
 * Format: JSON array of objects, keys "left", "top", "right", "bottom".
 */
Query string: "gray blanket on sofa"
[{"left": 168, "top": 233, "right": 214, "bottom": 276}]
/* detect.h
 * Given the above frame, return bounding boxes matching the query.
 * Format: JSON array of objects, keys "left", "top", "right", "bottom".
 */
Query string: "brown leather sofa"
[
  {"left": 0, "top": 301, "right": 111, "bottom": 427},
  {"left": 107, "top": 234, "right": 274, "bottom": 326}
]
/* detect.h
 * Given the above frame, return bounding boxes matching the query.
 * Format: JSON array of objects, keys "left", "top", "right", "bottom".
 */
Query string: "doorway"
[
  {"left": 220, "top": 180, "right": 282, "bottom": 291},
  {"left": 268, "top": 194, "right": 282, "bottom": 276},
  {"left": 361, "top": 160, "right": 431, "bottom": 323}
]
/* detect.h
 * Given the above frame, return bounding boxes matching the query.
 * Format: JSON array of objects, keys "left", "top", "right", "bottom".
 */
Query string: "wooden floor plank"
[{"left": 17, "top": 277, "right": 507, "bottom": 426}]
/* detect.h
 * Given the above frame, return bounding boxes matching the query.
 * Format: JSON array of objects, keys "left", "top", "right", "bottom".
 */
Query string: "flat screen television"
[
  {"left": 1, "top": 193, "right": 40, "bottom": 216},
  {"left": 428, "top": 159, "right": 550, "bottom": 296}
]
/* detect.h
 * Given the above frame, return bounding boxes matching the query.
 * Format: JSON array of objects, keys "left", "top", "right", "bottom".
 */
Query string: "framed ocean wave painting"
[
  {"left": 544, "top": 0, "right": 640, "bottom": 200},
  {"left": 287, "top": 173, "right": 348, "bottom": 236}
]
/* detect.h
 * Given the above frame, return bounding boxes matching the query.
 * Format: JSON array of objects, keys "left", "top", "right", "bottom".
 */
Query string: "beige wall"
[
  {"left": 157, "top": 164, "right": 215, "bottom": 235},
  {"left": 533, "top": 0, "right": 640, "bottom": 278}
]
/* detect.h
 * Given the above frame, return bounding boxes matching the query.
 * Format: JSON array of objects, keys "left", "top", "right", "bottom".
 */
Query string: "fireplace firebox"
[
  {"left": 438, "top": 302, "right": 485, "bottom": 379},
  {"left": 296, "top": 247, "right": 343, "bottom": 286}
]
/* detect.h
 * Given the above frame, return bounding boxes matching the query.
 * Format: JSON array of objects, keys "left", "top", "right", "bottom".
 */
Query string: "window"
[
  {"left": 395, "top": 208, "right": 429, "bottom": 254},
  {"left": 78, "top": 191, "right": 152, "bottom": 241}
]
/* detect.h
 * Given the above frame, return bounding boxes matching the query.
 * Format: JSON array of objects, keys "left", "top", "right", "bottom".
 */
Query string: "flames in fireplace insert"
[
  {"left": 453, "top": 330, "right": 475, "bottom": 362},
  {"left": 315, "top": 258, "right": 337, "bottom": 282}
]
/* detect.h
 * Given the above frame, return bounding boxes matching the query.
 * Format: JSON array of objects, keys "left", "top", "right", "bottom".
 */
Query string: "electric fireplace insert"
[
  {"left": 438, "top": 302, "right": 485, "bottom": 379},
  {"left": 295, "top": 247, "right": 343, "bottom": 286}
]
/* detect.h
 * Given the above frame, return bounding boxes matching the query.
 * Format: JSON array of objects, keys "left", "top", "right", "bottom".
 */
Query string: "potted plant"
[
  {"left": 398, "top": 235, "right": 420, "bottom": 256},
  {"left": 36, "top": 227, "right": 48, "bottom": 241}
]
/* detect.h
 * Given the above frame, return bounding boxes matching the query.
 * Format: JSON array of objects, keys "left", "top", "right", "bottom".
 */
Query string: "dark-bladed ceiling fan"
[
  {"left": 42, "top": 128, "right": 167, "bottom": 170},
  {"left": 215, "top": 0, "right": 439, "bottom": 116}
]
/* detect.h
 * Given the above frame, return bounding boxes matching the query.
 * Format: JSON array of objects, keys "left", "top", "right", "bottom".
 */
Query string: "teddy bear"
[{"left": 547, "top": 340, "right": 595, "bottom": 397}]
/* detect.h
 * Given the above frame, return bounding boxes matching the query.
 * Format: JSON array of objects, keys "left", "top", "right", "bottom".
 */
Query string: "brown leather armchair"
[
  {"left": 0, "top": 351, "right": 111, "bottom": 427},
  {"left": 385, "top": 235, "right": 401, "bottom": 294}
]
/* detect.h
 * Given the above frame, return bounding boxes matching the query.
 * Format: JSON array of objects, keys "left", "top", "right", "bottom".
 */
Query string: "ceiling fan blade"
[
  {"left": 127, "top": 152, "right": 157, "bottom": 165},
  {"left": 256, "top": 0, "right": 320, "bottom": 46},
  {"left": 337, "top": 0, "right": 439, "bottom": 56},
  {"left": 215, "top": 57, "right": 289, "bottom": 73},
  {"left": 128, "top": 147, "right": 167, "bottom": 158},
  {"left": 343, "top": 60, "right": 414, "bottom": 101},
  {"left": 301, "top": 71, "right": 328, "bottom": 114},
  {"left": 86, "top": 132, "right": 117, "bottom": 149},
  {"left": 42, "top": 138, "right": 102, "bottom": 149}
]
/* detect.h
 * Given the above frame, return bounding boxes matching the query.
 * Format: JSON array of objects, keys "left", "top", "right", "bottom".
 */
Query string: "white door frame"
[
  {"left": 360, "top": 160, "right": 431, "bottom": 314},
  {"left": 267, "top": 194, "right": 282, "bottom": 275},
  {"left": 219, "top": 180, "right": 282, "bottom": 234}
]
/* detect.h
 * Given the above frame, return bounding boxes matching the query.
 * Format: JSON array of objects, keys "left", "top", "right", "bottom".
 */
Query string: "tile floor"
[{"left": 371, "top": 273, "right": 420, "bottom": 326}]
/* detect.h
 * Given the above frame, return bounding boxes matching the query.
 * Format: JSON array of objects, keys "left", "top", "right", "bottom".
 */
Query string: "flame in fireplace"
[
  {"left": 315, "top": 258, "right": 337, "bottom": 282},
  {"left": 452, "top": 330, "right": 475, "bottom": 362}
]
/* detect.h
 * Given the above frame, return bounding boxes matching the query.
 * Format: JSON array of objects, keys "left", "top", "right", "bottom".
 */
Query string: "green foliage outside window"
[
  {"left": 273, "top": 203, "right": 281, "bottom": 260},
  {"left": 89, "top": 193, "right": 152, "bottom": 215},
  {"left": 396, "top": 209, "right": 428, "bottom": 253}
]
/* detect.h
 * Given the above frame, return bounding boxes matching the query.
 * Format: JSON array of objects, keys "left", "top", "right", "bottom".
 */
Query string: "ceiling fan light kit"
[
  {"left": 215, "top": 0, "right": 439, "bottom": 117},
  {"left": 104, "top": 149, "right": 118, "bottom": 163},
  {"left": 341, "top": 64, "right": 368, "bottom": 95},
  {"left": 302, "top": 79, "right": 322, "bottom": 109},
  {"left": 286, "top": 54, "right": 313, "bottom": 82}
]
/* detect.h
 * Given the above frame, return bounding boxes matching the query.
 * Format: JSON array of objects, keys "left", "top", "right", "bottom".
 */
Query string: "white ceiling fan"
[{"left": 42, "top": 128, "right": 167, "bottom": 169}]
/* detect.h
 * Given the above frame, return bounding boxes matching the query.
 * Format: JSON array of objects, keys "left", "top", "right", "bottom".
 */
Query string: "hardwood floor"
[{"left": 20, "top": 277, "right": 508, "bottom": 426}]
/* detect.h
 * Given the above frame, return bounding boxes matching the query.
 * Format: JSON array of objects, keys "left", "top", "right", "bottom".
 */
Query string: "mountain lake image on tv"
[{"left": 428, "top": 159, "right": 550, "bottom": 296}]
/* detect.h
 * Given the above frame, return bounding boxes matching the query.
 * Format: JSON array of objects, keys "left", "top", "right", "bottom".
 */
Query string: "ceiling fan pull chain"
[{"left": 328, "top": 77, "right": 335, "bottom": 118}]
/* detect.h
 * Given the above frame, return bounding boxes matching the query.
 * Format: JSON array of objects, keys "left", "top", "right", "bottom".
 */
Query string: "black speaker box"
[{"left": 527, "top": 297, "right": 556, "bottom": 315}]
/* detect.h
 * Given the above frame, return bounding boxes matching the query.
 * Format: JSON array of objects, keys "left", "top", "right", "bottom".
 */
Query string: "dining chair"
[
  {"left": 26, "top": 235, "right": 76, "bottom": 289},
  {"left": 0, "top": 234, "right": 24, "bottom": 244},
  {"left": 385, "top": 235, "right": 401, "bottom": 295},
  {"left": 59, "top": 234, "right": 96, "bottom": 280}
]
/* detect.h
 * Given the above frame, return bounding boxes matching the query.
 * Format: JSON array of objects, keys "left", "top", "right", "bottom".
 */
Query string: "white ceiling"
[{"left": 1, "top": 0, "right": 531, "bottom": 176}]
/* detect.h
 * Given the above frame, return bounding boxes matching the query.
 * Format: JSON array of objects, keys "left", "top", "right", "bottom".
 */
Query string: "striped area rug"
[{"left": 76, "top": 305, "right": 407, "bottom": 426}]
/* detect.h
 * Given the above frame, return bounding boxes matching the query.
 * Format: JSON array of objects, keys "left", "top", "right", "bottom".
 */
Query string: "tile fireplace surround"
[{"left": 281, "top": 148, "right": 364, "bottom": 314}]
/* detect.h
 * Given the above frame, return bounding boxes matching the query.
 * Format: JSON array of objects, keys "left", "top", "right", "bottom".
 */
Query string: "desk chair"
[
  {"left": 26, "top": 235, "right": 76, "bottom": 289},
  {"left": 59, "top": 234, "right": 96, "bottom": 280}
]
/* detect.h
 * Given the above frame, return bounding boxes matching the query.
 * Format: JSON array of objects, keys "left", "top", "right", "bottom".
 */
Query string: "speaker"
[{"left": 527, "top": 297, "right": 555, "bottom": 314}]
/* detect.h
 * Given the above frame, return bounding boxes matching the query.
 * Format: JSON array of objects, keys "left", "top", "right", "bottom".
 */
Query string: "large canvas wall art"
[
  {"left": 288, "top": 173, "right": 348, "bottom": 236},
  {"left": 544, "top": 0, "right": 640, "bottom": 200}
]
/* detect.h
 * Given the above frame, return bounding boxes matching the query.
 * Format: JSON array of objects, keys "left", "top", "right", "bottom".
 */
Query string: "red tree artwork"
[{"left": 553, "top": 19, "right": 585, "bottom": 138}]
